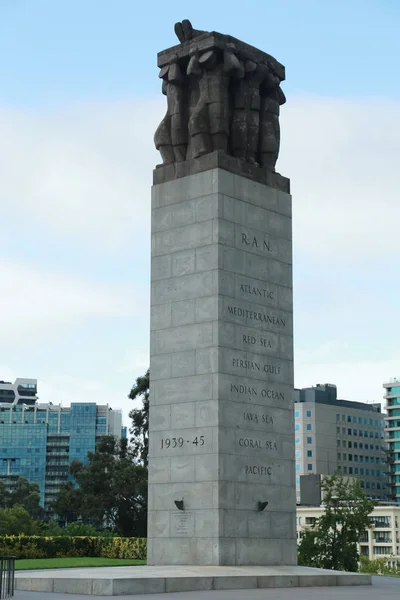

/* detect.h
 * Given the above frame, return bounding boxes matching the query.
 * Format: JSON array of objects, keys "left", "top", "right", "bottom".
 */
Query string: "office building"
[
  {"left": 383, "top": 379, "right": 400, "bottom": 502},
  {"left": 0, "top": 378, "right": 125, "bottom": 511},
  {"left": 295, "top": 383, "right": 387, "bottom": 503},
  {"left": 297, "top": 503, "right": 400, "bottom": 560}
]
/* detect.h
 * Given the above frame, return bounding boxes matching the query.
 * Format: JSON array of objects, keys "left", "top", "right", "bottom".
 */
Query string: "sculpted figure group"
[{"left": 155, "top": 20, "right": 286, "bottom": 171}]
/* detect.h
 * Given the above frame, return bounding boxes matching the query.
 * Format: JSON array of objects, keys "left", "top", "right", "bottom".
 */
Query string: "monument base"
[{"left": 16, "top": 565, "right": 371, "bottom": 596}]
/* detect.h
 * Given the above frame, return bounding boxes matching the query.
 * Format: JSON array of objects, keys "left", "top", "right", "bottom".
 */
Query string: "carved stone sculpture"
[{"left": 154, "top": 20, "right": 286, "bottom": 176}]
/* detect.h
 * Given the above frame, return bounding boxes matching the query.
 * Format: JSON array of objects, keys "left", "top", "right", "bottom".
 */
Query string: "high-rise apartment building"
[
  {"left": 383, "top": 379, "right": 400, "bottom": 502},
  {"left": 295, "top": 383, "right": 387, "bottom": 504},
  {"left": 0, "top": 378, "right": 125, "bottom": 511}
]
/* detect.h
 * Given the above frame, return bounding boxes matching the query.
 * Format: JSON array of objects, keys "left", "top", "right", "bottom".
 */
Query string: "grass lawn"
[{"left": 16, "top": 557, "right": 146, "bottom": 570}]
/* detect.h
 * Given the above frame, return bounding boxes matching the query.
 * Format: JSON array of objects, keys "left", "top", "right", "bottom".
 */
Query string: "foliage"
[
  {"left": 52, "top": 482, "right": 83, "bottom": 524},
  {"left": 0, "top": 505, "right": 39, "bottom": 535},
  {"left": 53, "top": 436, "right": 147, "bottom": 537},
  {"left": 359, "top": 556, "right": 400, "bottom": 576},
  {"left": 51, "top": 522, "right": 113, "bottom": 537},
  {"left": 0, "top": 478, "right": 42, "bottom": 519},
  {"left": 129, "top": 369, "right": 149, "bottom": 465},
  {"left": 0, "top": 535, "right": 147, "bottom": 560},
  {"left": 16, "top": 557, "right": 145, "bottom": 570},
  {"left": 298, "top": 471, "right": 377, "bottom": 572}
]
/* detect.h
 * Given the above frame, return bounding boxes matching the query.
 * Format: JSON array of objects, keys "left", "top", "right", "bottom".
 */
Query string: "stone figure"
[
  {"left": 187, "top": 44, "right": 242, "bottom": 159},
  {"left": 259, "top": 64, "right": 286, "bottom": 170},
  {"left": 154, "top": 56, "right": 187, "bottom": 164},
  {"left": 154, "top": 20, "right": 286, "bottom": 171}
]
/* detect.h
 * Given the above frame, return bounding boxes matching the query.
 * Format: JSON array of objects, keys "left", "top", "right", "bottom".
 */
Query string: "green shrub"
[
  {"left": 359, "top": 556, "right": 400, "bottom": 576},
  {"left": 0, "top": 536, "right": 146, "bottom": 560}
]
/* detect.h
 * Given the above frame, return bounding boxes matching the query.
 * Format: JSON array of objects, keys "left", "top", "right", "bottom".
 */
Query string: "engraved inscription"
[
  {"left": 227, "top": 305, "right": 286, "bottom": 327},
  {"left": 241, "top": 233, "right": 271, "bottom": 252},
  {"left": 242, "top": 334, "right": 272, "bottom": 348},
  {"left": 245, "top": 465, "right": 272, "bottom": 476},
  {"left": 231, "top": 383, "right": 285, "bottom": 401},
  {"left": 161, "top": 435, "right": 205, "bottom": 449},
  {"left": 239, "top": 283, "right": 274, "bottom": 300},
  {"left": 172, "top": 511, "right": 194, "bottom": 537},
  {"left": 232, "top": 358, "right": 281, "bottom": 375},
  {"left": 239, "top": 437, "right": 277, "bottom": 450},
  {"left": 243, "top": 411, "right": 273, "bottom": 424}
]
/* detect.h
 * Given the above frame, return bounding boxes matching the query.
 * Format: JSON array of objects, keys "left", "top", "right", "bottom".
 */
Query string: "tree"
[
  {"left": 53, "top": 436, "right": 147, "bottom": 536},
  {"left": 9, "top": 478, "right": 42, "bottom": 519},
  {"left": 52, "top": 481, "right": 83, "bottom": 524},
  {"left": 298, "top": 471, "right": 377, "bottom": 572},
  {"left": 129, "top": 369, "right": 149, "bottom": 465},
  {"left": 0, "top": 505, "right": 37, "bottom": 535}
]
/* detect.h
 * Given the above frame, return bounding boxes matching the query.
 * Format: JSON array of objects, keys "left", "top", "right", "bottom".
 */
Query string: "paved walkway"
[{"left": 13, "top": 575, "right": 400, "bottom": 600}]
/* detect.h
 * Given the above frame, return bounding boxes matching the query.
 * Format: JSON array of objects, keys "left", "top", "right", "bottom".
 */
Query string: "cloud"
[
  {"left": 0, "top": 99, "right": 163, "bottom": 250},
  {"left": 0, "top": 258, "right": 146, "bottom": 348},
  {"left": 296, "top": 355, "right": 399, "bottom": 407},
  {"left": 1, "top": 94, "right": 400, "bottom": 412},
  {"left": 279, "top": 96, "right": 400, "bottom": 263},
  {"left": 1, "top": 95, "right": 399, "bottom": 261}
]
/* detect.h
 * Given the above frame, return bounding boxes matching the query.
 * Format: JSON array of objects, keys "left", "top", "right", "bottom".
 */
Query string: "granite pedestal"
[{"left": 148, "top": 166, "right": 296, "bottom": 566}]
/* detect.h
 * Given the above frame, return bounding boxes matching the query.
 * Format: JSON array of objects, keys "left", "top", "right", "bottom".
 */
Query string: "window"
[
  {"left": 306, "top": 424, "right": 312, "bottom": 431},
  {"left": 296, "top": 477, "right": 300, "bottom": 485},
  {"left": 307, "top": 464, "right": 313, "bottom": 471},
  {"left": 342, "top": 427, "right": 346, "bottom": 435},
  {"left": 337, "top": 453, "right": 341, "bottom": 460},
  {"left": 306, "top": 410, "right": 312, "bottom": 418},
  {"left": 336, "top": 426, "right": 341, "bottom": 434},
  {"left": 353, "top": 416, "right": 357, "bottom": 423},
  {"left": 354, "top": 442, "right": 358, "bottom": 449},
  {"left": 360, "top": 468, "right": 364, "bottom": 475},
  {"left": 349, "top": 467, "right": 353, "bottom": 474},
  {"left": 343, "top": 466, "right": 348, "bottom": 474},
  {"left": 307, "top": 437, "right": 312, "bottom": 444},
  {"left": 296, "top": 464, "right": 301, "bottom": 471},
  {"left": 366, "top": 469, "right": 369, "bottom": 476},
  {"left": 354, "top": 455, "right": 358, "bottom": 462},
  {"left": 364, "top": 431, "right": 368, "bottom": 437},
  {"left": 355, "top": 467, "right": 359, "bottom": 475},
  {"left": 295, "top": 410, "right": 300, "bottom": 418},
  {"left": 347, "top": 416, "right": 351, "bottom": 423},
  {"left": 343, "top": 453, "right": 347, "bottom": 460},
  {"left": 348, "top": 428, "right": 352, "bottom": 435},
  {"left": 295, "top": 437, "right": 300, "bottom": 444},
  {"left": 342, "top": 440, "right": 347, "bottom": 447},
  {"left": 348, "top": 454, "right": 353, "bottom": 461},
  {"left": 336, "top": 414, "right": 340, "bottom": 422},
  {"left": 295, "top": 424, "right": 300, "bottom": 431},
  {"left": 348, "top": 441, "right": 352, "bottom": 448},
  {"left": 307, "top": 450, "right": 313, "bottom": 457},
  {"left": 359, "top": 430, "right": 363, "bottom": 437},
  {"left": 353, "top": 429, "right": 357, "bottom": 436},
  {"left": 366, "top": 481, "right": 370, "bottom": 489},
  {"left": 358, "top": 417, "right": 362, "bottom": 424},
  {"left": 296, "top": 450, "right": 301, "bottom": 458}
]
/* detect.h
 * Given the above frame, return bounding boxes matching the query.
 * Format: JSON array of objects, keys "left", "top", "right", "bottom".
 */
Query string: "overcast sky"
[{"left": 1, "top": 0, "right": 399, "bottom": 423}]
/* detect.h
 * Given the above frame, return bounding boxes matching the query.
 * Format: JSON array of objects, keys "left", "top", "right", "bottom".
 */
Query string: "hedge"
[{"left": 0, "top": 536, "right": 147, "bottom": 560}]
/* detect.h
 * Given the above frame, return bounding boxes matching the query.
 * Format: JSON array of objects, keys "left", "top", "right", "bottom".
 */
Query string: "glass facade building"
[
  {"left": 383, "top": 380, "right": 400, "bottom": 502},
  {"left": 0, "top": 379, "right": 124, "bottom": 511}
]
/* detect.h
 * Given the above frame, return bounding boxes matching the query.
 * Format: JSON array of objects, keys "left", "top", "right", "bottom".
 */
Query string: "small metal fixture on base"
[
  {"left": 257, "top": 501, "right": 268, "bottom": 512},
  {"left": 174, "top": 499, "right": 184, "bottom": 511}
]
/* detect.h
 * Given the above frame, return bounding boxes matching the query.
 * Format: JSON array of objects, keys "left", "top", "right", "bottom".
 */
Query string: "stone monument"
[{"left": 148, "top": 19, "right": 295, "bottom": 566}]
